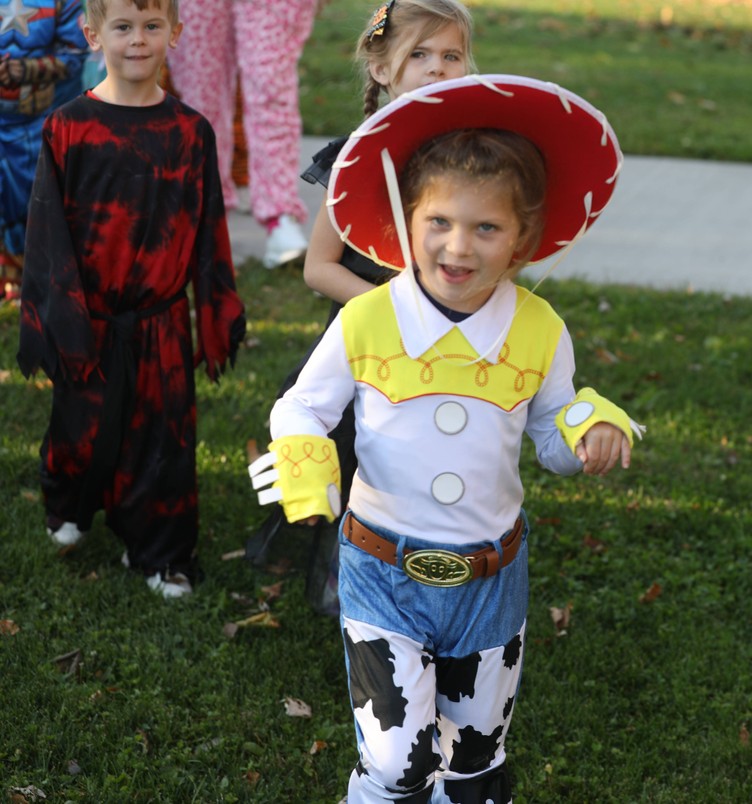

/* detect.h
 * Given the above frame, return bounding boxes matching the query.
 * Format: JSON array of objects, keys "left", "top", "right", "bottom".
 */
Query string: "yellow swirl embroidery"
[
  {"left": 349, "top": 338, "right": 544, "bottom": 393},
  {"left": 278, "top": 439, "right": 340, "bottom": 483}
]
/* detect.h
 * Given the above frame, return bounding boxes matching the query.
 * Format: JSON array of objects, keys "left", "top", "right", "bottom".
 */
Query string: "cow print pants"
[{"left": 342, "top": 617, "right": 524, "bottom": 802}]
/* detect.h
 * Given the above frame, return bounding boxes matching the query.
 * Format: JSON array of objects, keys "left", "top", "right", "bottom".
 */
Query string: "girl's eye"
[
  {"left": 431, "top": 217, "right": 449, "bottom": 227},
  {"left": 116, "top": 24, "right": 129, "bottom": 31},
  {"left": 410, "top": 50, "right": 425, "bottom": 59},
  {"left": 478, "top": 223, "right": 497, "bottom": 233},
  {"left": 445, "top": 53, "right": 461, "bottom": 62}
]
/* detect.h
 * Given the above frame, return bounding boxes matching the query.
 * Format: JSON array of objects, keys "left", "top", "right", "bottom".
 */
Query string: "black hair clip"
[{"left": 367, "top": 0, "right": 396, "bottom": 42}]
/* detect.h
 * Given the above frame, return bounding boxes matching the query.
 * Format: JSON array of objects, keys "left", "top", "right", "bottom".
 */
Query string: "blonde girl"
[
  {"left": 302, "top": 0, "right": 476, "bottom": 303},
  {"left": 252, "top": 0, "right": 478, "bottom": 615}
]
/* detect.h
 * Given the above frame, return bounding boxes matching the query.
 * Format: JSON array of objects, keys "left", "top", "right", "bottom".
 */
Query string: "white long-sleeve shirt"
[{"left": 271, "top": 272, "right": 582, "bottom": 546}]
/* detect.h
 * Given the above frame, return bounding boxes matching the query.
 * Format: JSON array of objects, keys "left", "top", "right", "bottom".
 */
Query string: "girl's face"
[
  {"left": 409, "top": 173, "right": 523, "bottom": 314},
  {"left": 370, "top": 23, "right": 468, "bottom": 100}
]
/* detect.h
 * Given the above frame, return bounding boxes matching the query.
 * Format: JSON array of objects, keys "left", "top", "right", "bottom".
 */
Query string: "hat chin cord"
[{"left": 380, "top": 148, "right": 596, "bottom": 368}]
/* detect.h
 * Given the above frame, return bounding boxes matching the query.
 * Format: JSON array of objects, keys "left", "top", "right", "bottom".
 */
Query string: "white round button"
[
  {"left": 434, "top": 401, "right": 468, "bottom": 435},
  {"left": 564, "top": 401, "right": 595, "bottom": 427},
  {"left": 432, "top": 473, "right": 465, "bottom": 505}
]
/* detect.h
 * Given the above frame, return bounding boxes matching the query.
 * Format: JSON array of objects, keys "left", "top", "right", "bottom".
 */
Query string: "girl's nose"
[
  {"left": 427, "top": 56, "right": 444, "bottom": 77},
  {"left": 447, "top": 228, "right": 472, "bottom": 256}
]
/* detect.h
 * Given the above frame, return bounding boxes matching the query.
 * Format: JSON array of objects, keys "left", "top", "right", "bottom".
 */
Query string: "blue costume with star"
[{"left": 1, "top": 0, "right": 87, "bottom": 286}]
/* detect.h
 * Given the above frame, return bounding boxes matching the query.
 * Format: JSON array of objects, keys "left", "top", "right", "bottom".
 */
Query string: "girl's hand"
[{"left": 575, "top": 422, "right": 631, "bottom": 476}]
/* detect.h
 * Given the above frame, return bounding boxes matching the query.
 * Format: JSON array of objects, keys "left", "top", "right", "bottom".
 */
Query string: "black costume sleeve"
[
  {"left": 17, "top": 121, "right": 97, "bottom": 382},
  {"left": 190, "top": 122, "right": 246, "bottom": 381}
]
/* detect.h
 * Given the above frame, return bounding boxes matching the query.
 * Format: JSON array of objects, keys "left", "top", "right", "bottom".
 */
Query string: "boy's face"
[
  {"left": 84, "top": 0, "right": 182, "bottom": 89},
  {"left": 409, "top": 172, "right": 523, "bottom": 314}
]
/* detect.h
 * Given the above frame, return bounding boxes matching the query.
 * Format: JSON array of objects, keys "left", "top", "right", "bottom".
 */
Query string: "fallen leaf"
[
  {"left": 739, "top": 723, "right": 749, "bottom": 748},
  {"left": 667, "top": 90, "right": 685, "bottom": 105},
  {"left": 243, "top": 770, "right": 261, "bottom": 785},
  {"left": 9, "top": 787, "right": 47, "bottom": 802},
  {"left": 52, "top": 648, "right": 82, "bottom": 676},
  {"left": 261, "top": 581, "right": 284, "bottom": 603},
  {"left": 223, "top": 622, "right": 239, "bottom": 639},
  {"left": 282, "top": 696, "right": 312, "bottom": 718},
  {"left": 222, "top": 548, "right": 247, "bottom": 561},
  {"left": 535, "top": 517, "right": 561, "bottom": 527},
  {"left": 582, "top": 534, "right": 606, "bottom": 554},
  {"left": 538, "top": 16, "right": 567, "bottom": 32},
  {"left": 19, "top": 488, "right": 40, "bottom": 503},
  {"left": 309, "top": 739, "right": 328, "bottom": 755},
  {"left": 0, "top": 369, "right": 11, "bottom": 383},
  {"left": 550, "top": 602, "right": 572, "bottom": 635},
  {"left": 67, "top": 759, "right": 82, "bottom": 776},
  {"left": 1, "top": 619, "right": 20, "bottom": 636},
  {"left": 234, "top": 611, "right": 280, "bottom": 628},
  {"left": 230, "top": 591, "right": 256, "bottom": 606},
  {"left": 595, "top": 347, "right": 619, "bottom": 364},
  {"left": 639, "top": 582, "right": 663, "bottom": 603}
]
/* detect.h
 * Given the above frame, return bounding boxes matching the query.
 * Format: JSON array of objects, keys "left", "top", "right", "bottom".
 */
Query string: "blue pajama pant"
[
  {"left": 338, "top": 513, "right": 529, "bottom": 803},
  {"left": 0, "top": 112, "right": 45, "bottom": 263}
]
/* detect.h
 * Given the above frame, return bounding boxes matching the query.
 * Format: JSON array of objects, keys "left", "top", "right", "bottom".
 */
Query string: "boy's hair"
[
  {"left": 400, "top": 129, "right": 547, "bottom": 275},
  {"left": 356, "top": 0, "right": 476, "bottom": 118},
  {"left": 87, "top": 0, "right": 180, "bottom": 30}
]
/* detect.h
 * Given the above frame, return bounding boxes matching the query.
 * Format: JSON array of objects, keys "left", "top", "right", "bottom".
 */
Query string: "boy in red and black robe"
[{"left": 17, "top": 85, "right": 245, "bottom": 592}]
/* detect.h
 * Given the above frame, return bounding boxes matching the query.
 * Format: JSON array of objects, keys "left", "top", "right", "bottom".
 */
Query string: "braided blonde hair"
[{"left": 355, "top": 0, "right": 475, "bottom": 118}]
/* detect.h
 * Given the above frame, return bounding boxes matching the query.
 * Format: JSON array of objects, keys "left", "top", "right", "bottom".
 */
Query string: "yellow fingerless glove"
[
  {"left": 248, "top": 434, "right": 341, "bottom": 524},
  {"left": 556, "top": 387, "right": 645, "bottom": 453}
]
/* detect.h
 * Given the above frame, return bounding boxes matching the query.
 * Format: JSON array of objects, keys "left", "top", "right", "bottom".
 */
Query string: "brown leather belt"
[{"left": 343, "top": 512, "right": 524, "bottom": 587}]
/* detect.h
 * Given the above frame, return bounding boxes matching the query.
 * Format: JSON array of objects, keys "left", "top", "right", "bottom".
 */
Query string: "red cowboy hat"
[{"left": 327, "top": 74, "right": 622, "bottom": 269}]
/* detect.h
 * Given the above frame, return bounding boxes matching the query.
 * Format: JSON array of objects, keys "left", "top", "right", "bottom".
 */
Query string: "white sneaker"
[
  {"left": 262, "top": 214, "right": 307, "bottom": 269},
  {"left": 47, "top": 522, "right": 85, "bottom": 547},
  {"left": 145, "top": 571, "right": 193, "bottom": 599}
]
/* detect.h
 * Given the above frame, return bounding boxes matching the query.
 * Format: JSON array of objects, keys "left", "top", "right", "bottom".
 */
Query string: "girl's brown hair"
[
  {"left": 87, "top": 0, "right": 180, "bottom": 30},
  {"left": 355, "top": 0, "right": 475, "bottom": 118},
  {"left": 400, "top": 129, "right": 548, "bottom": 275}
]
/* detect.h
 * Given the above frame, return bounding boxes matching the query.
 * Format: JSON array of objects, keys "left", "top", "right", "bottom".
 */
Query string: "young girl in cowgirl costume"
[{"left": 251, "top": 73, "right": 643, "bottom": 801}]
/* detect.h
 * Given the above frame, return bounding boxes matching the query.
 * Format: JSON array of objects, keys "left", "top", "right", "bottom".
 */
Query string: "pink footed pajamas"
[{"left": 168, "top": 0, "right": 316, "bottom": 222}]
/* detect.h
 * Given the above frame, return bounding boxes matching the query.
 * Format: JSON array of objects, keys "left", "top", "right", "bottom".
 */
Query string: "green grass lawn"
[
  {"left": 2, "top": 1, "right": 752, "bottom": 800},
  {"left": 2, "top": 264, "right": 751, "bottom": 801},
  {"left": 300, "top": 0, "right": 752, "bottom": 161}
]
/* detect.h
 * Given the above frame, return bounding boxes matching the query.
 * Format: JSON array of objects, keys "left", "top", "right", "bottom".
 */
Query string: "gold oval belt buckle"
[{"left": 403, "top": 549, "right": 473, "bottom": 587}]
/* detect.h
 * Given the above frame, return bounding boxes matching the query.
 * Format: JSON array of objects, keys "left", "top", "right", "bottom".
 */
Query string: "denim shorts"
[{"left": 338, "top": 510, "right": 529, "bottom": 658}]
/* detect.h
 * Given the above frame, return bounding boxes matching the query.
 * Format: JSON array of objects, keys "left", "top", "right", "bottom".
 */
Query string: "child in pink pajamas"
[{"left": 168, "top": 0, "right": 318, "bottom": 268}]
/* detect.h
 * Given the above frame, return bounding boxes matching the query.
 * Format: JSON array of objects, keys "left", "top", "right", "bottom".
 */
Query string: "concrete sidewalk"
[{"left": 228, "top": 137, "right": 752, "bottom": 297}]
